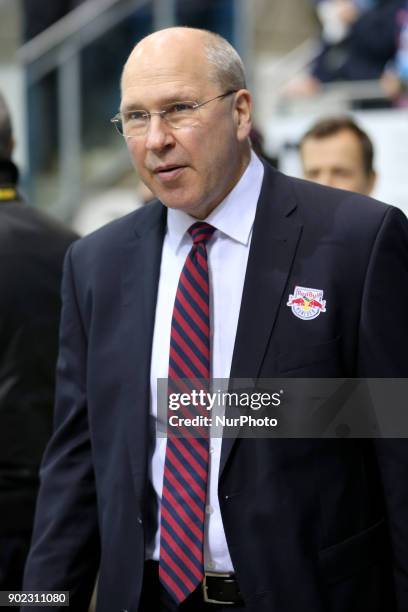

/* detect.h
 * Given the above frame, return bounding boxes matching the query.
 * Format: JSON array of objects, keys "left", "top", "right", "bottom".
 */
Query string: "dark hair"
[
  {"left": 0, "top": 92, "right": 12, "bottom": 161},
  {"left": 300, "top": 116, "right": 375, "bottom": 176}
]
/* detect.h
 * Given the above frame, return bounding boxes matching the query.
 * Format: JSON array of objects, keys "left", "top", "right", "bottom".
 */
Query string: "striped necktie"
[{"left": 159, "top": 221, "right": 215, "bottom": 604}]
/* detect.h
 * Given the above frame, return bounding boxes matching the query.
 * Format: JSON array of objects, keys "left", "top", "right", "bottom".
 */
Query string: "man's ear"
[{"left": 233, "top": 89, "right": 252, "bottom": 142}]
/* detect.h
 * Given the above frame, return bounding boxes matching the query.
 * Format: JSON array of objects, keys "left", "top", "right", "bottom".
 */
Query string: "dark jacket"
[
  {"left": 0, "top": 160, "right": 77, "bottom": 536},
  {"left": 312, "top": 0, "right": 403, "bottom": 82}
]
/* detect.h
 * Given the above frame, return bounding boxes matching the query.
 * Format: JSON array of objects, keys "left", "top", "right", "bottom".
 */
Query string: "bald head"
[{"left": 122, "top": 27, "right": 246, "bottom": 95}]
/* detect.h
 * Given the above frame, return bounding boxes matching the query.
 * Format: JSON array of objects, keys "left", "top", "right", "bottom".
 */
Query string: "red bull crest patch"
[{"left": 287, "top": 286, "right": 327, "bottom": 320}]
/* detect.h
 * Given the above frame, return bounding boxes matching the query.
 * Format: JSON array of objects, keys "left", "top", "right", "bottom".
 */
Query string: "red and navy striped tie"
[{"left": 159, "top": 221, "right": 215, "bottom": 604}]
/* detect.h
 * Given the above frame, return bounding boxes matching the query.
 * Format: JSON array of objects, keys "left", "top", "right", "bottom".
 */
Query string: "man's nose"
[{"left": 144, "top": 115, "right": 174, "bottom": 151}]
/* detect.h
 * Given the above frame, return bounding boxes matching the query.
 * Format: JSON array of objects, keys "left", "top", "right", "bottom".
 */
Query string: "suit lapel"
[
  {"left": 120, "top": 203, "right": 166, "bottom": 489},
  {"left": 220, "top": 167, "right": 303, "bottom": 476}
]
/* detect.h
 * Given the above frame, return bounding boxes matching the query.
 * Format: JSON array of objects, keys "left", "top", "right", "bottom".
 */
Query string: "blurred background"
[{"left": 1, "top": 0, "right": 407, "bottom": 232}]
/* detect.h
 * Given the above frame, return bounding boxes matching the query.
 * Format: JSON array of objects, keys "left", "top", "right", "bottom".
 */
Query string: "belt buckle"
[{"left": 202, "top": 571, "right": 236, "bottom": 605}]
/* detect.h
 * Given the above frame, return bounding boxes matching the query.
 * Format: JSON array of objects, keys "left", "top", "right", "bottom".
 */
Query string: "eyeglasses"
[{"left": 110, "top": 90, "right": 237, "bottom": 138}]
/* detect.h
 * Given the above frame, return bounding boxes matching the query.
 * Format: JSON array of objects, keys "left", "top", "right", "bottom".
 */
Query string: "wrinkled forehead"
[{"left": 121, "top": 38, "right": 213, "bottom": 108}]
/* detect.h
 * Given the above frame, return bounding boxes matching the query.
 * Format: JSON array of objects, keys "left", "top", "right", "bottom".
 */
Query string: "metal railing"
[
  {"left": 254, "top": 35, "right": 390, "bottom": 127},
  {"left": 17, "top": 0, "right": 175, "bottom": 220},
  {"left": 18, "top": 0, "right": 176, "bottom": 83}
]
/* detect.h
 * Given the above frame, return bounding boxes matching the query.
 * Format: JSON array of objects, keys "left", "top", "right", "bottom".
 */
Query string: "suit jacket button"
[{"left": 137, "top": 516, "right": 143, "bottom": 524}]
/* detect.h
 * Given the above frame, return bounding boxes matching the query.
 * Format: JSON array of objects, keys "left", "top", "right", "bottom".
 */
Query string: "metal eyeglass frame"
[{"left": 110, "top": 89, "right": 238, "bottom": 136}]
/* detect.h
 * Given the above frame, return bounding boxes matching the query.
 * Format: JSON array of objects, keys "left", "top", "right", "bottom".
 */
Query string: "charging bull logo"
[{"left": 287, "top": 286, "right": 326, "bottom": 320}]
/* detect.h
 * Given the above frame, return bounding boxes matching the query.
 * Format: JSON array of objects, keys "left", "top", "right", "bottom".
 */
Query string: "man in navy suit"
[{"left": 23, "top": 27, "right": 408, "bottom": 611}]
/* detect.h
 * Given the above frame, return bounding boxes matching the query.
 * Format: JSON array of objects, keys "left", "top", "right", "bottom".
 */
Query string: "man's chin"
[
  {"left": 158, "top": 196, "right": 210, "bottom": 220},
  {"left": 161, "top": 198, "right": 197, "bottom": 213}
]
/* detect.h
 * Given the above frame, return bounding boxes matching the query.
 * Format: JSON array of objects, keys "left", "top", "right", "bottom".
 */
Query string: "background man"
[
  {"left": 0, "top": 91, "right": 77, "bottom": 589},
  {"left": 299, "top": 115, "right": 377, "bottom": 194},
  {"left": 24, "top": 28, "right": 408, "bottom": 611}
]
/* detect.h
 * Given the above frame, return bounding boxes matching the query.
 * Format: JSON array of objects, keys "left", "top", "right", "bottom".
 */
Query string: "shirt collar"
[{"left": 166, "top": 151, "right": 264, "bottom": 252}]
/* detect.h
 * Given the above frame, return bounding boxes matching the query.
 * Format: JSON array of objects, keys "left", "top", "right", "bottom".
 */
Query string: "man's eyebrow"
[
  {"left": 120, "top": 103, "right": 145, "bottom": 114},
  {"left": 120, "top": 94, "right": 199, "bottom": 113}
]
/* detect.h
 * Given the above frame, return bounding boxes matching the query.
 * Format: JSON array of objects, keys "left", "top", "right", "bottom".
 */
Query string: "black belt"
[
  {"left": 143, "top": 562, "right": 244, "bottom": 606},
  {"left": 202, "top": 571, "right": 244, "bottom": 605}
]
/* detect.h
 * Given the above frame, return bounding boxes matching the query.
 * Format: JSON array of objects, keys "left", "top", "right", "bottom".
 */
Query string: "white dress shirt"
[{"left": 148, "top": 151, "right": 264, "bottom": 572}]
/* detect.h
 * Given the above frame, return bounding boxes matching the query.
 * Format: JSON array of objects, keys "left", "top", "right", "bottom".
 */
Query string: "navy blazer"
[{"left": 23, "top": 164, "right": 408, "bottom": 611}]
